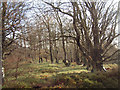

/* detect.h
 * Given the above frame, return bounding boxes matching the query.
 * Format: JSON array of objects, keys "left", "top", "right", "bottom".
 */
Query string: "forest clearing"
[
  {"left": 3, "top": 59, "right": 118, "bottom": 88},
  {"left": 0, "top": 0, "right": 120, "bottom": 88}
]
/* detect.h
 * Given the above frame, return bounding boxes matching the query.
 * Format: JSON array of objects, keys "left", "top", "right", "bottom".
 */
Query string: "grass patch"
[{"left": 3, "top": 60, "right": 118, "bottom": 88}]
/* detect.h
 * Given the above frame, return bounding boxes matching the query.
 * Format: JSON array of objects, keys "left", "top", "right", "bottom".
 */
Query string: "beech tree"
[{"left": 44, "top": 0, "right": 119, "bottom": 72}]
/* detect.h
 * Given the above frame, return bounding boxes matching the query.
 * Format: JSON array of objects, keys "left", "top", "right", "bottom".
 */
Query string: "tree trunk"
[
  {"left": 91, "top": 50, "right": 105, "bottom": 72},
  {"left": 55, "top": 12, "right": 70, "bottom": 66},
  {"left": 82, "top": 57, "right": 87, "bottom": 66},
  {"left": 45, "top": 57, "right": 47, "bottom": 62},
  {"left": 2, "top": 2, "right": 7, "bottom": 60},
  {"left": 55, "top": 50, "right": 59, "bottom": 64},
  {"left": 50, "top": 46, "right": 53, "bottom": 64},
  {"left": 70, "top": 50, "right": 73, "bottom": 62},
  {"left": 62, "top": 39, "right": 71, "bottom": 66},
  {"left": 75, "top": 46, "right": 81, "bottom": 65},
  {"left": 55, "top": 57, "right": 59, "bottom": 64},
  {"left": 41, "top": 58, "right": 43, "bottom": 63},
  {"left": 48, "top": 25, "right": 53, "bottom": 64},
  {"left": 86, "top": 60, "right": 91, "bottom": 70},
  {"left": 91, "top": 62, "right": 104, "bottom": 72},
  {"left": 38, "top": 40, "right": 41, "bottom": 63},
  {"left": 39, "top": 56, "right": 40, "bottom": 63},
  {"left": 62, "top": 40, "right": 67, "bottom": 64}
]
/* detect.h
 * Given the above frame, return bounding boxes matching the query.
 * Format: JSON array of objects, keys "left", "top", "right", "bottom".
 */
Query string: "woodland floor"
[{"left": 3, "top": 59, "right": 118, "bottom": 88}]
